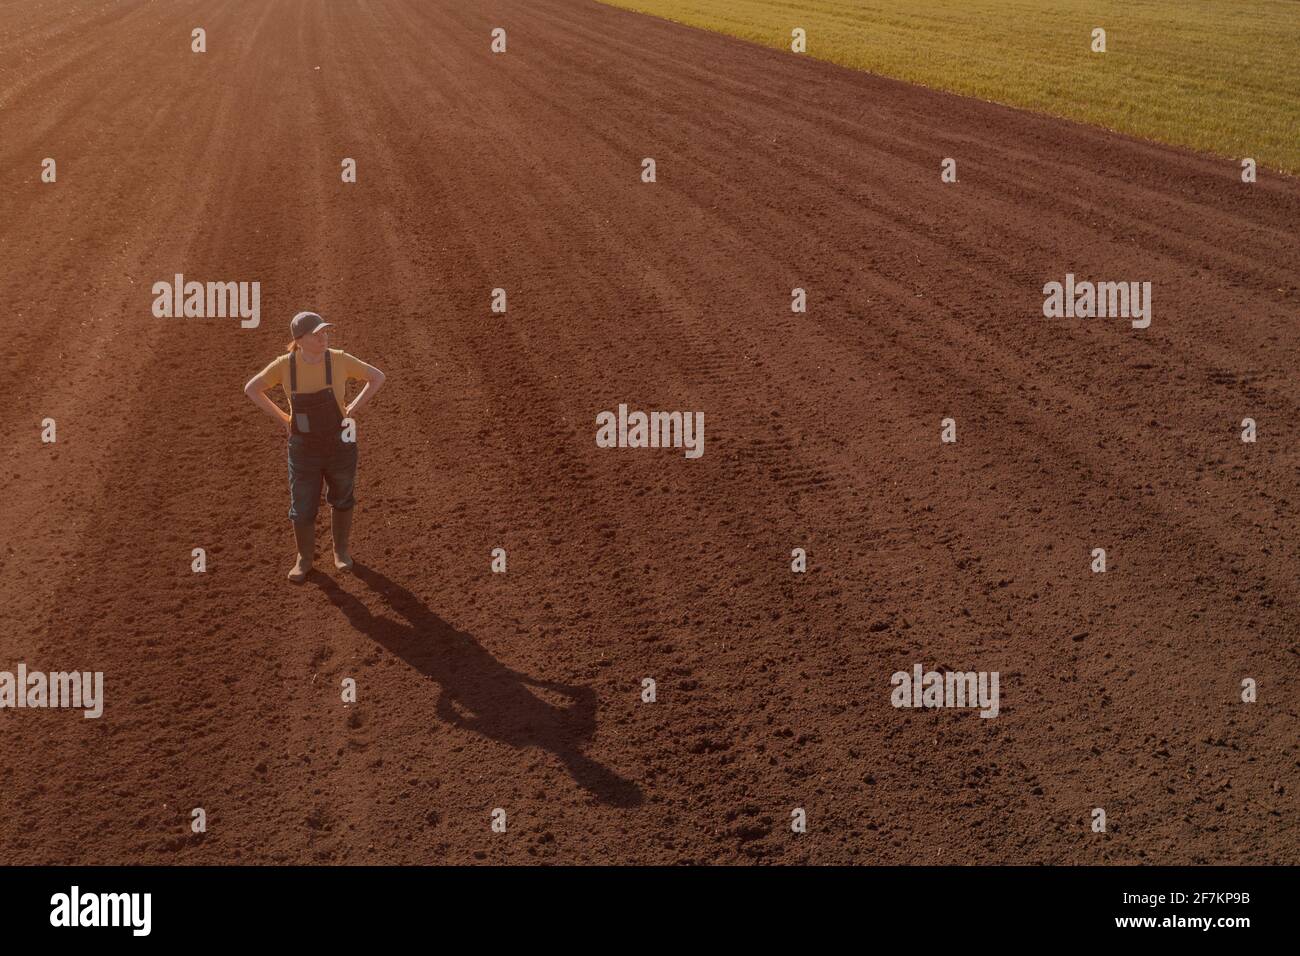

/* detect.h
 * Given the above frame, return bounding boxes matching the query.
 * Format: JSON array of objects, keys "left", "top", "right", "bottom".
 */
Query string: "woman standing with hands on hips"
[{"left": 244, "top": 311, "right": 387, "bottom": 583}]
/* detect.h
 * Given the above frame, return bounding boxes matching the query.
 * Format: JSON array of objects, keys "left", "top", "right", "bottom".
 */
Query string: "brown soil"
[{"left": 0, "top": 0, "right": 1296, "bottom": 864}]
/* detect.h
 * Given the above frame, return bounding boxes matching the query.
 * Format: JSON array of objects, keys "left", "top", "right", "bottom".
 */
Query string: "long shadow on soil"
[{"left": 314, "top": 562, "right": 642, "bottom": 808}]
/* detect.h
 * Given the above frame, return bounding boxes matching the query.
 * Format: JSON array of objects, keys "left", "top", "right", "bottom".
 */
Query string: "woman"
[{"left": 244, "top": 311, "right": 387, "bottom": 583}]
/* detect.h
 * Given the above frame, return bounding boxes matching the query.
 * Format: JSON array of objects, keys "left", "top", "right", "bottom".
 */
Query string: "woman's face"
[{"left": 300, "top": 328, "right": 329, "bottom": 353}]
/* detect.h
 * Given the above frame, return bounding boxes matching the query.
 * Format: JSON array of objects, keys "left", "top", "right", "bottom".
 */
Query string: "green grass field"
[{"left": 597, "top": 0, "right": 1300, "bottom": 173}]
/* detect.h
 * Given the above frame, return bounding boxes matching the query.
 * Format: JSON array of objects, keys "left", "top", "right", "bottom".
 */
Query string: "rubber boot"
[
  {"left": 288, "top": 520, "right": 314, "bottom": 583},
  {"left": 332, "top": 508, "right": 354, "bottom": 572}
]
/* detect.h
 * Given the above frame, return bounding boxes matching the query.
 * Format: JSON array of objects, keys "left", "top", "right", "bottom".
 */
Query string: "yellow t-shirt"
[{"left": 256, "top": 349, "right": 366, "bottom": 416}]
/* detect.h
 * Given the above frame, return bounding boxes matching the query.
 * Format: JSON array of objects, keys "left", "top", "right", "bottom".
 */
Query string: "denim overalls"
[{"left": 286, "top": 351, "right": 357, "bottom": 523}]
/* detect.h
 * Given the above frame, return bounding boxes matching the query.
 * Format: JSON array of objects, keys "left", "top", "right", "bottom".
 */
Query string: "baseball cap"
[{"left": 289, "top": 311, "right": 333, "bottom": 339}]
